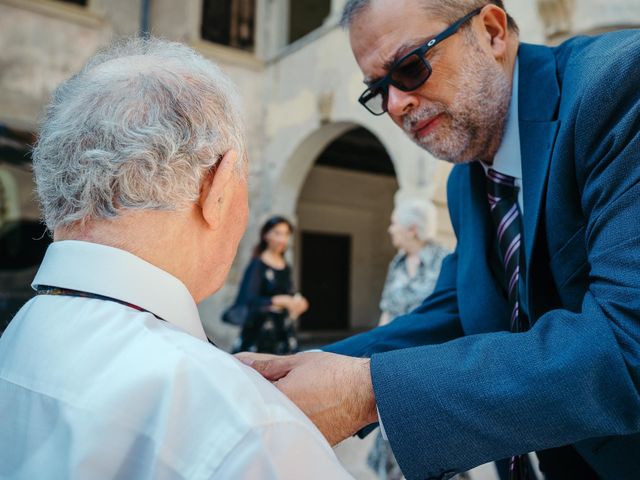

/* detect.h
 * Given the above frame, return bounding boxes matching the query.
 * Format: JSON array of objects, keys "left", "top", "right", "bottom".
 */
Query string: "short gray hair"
[
  {"left": 33, "top": 37, "right": 246, "bottom": 231},
  {"left": 341, "top": 0, "right": 519, "bottom": 33},
  {"left": 393, "top": 199, "right": 438, "bottom": 242}
]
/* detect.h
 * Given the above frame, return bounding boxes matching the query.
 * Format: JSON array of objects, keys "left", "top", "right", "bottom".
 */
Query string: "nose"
[{"left": 386, "top": 85, "right": 418, "bottom": 117}]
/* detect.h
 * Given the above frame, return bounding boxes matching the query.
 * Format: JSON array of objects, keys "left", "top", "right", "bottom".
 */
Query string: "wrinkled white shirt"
[{"left": 0, "top": 240, "right": 352, "bottom": 479}]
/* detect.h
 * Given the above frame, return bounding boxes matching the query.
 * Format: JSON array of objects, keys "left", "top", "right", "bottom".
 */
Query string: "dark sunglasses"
[{"left": 358, "top": 7, "right": 484, "bottom": 116}]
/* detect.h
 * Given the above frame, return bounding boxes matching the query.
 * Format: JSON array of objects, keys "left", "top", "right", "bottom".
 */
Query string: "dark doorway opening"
[{"left": 299, "top": 231, "right": 351, "bottom": 331}]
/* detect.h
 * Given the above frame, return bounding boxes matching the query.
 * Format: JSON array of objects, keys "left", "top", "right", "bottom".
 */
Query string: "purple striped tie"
[
  {"left": 486, "top": 168, "right": 529, "bottom": 332},
  {"left": 486, "top": 168, "right": 531, "bottom": 480}
]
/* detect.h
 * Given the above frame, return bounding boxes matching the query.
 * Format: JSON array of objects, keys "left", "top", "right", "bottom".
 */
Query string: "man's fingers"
[
  {"left": 252, "top": 358, "right": 294, "bottom": 381},
  {"left": 235, "top": 352, "right": 274, "bottom": 365},
  {"left": 235, "top": 352, "right": 296, "bottom": 381}
]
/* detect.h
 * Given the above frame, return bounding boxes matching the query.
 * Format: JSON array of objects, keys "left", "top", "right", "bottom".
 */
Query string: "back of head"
[{"left": 33, "top": 37, "right": 246, "bottom": 233}]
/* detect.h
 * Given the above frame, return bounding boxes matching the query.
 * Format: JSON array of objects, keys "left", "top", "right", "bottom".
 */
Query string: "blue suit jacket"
[{"left": 325, "top": 31, "right": 640, "bottom": 480}]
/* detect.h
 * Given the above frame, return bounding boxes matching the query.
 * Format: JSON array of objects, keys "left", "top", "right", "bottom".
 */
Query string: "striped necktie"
[
  {"left": 486, "top": 168, "right": 530, "bottom": 332},
  {"left": 486, "top": 168, "right": 531, "bottom": 480}
]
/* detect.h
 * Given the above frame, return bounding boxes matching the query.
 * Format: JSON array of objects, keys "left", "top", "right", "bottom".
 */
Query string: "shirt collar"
[
  {"left": 32, "top": 240, "right": 207, "bottom": 342},
  {"left": 482, "top": 58, "right": 522, "bottom": 180}
]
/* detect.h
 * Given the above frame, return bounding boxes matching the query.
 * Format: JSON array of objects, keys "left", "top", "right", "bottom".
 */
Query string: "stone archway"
[
  {"left": 271, "top": 121, "right": 364, "bottom": 216},
  {"left": 282, "top": 124, "right": 399, "bottom": 343}
]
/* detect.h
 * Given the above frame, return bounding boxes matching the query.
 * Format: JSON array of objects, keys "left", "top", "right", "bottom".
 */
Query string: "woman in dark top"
[{"left": 231, "top": 216, "right": 308, "bottom": 354}]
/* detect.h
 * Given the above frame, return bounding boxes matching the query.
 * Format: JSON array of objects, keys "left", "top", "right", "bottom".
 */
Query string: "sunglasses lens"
[
  {"left": 391, "top": 53, "right": 431, "bottom": 90},
  {"left": 358, "top": 54, "right": 431, "bottom": 115},
  {"left": 361, "top": 87, "right": 388, "bottom": 115}
]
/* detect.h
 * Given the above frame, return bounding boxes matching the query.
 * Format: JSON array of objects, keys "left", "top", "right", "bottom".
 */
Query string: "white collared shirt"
[
  {"left": 0, "top": 240, "right": 352, "bottom": 479},
  {"left": 482, "top": 58, "right": 524, "bottom": 211}
]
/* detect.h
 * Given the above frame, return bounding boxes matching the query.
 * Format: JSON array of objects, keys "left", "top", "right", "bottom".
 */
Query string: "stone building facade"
[{"left": 1, "top": 0, "right": 639, "bottom": 347}]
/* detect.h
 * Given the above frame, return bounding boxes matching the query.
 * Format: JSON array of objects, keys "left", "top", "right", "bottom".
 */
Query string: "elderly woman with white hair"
[
  {"left": 368, "top": 199, "right": 450, "bottom": 479},
  {"left": 0, "top": 38, "right": 352, "bottom": 479},
  {"left": 377, "top": 199, "right": 450, "bottom": 327}
]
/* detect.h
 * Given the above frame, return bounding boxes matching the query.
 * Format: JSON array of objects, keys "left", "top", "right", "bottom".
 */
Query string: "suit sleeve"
[
  {"left": 370, "top": 44, "right": 640, "bottom": 480},
  {"left": 323, "top": 248, "right": 464, "bottom": 357}
]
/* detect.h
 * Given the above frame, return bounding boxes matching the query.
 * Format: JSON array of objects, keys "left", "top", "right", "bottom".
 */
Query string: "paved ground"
[{"left": 334, "top": 433, "right": 500, "bottom": 480}]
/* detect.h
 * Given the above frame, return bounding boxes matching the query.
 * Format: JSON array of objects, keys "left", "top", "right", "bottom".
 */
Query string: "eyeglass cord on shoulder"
[{"left": 34, "top": 285, "right": 218, "bottom": 348}]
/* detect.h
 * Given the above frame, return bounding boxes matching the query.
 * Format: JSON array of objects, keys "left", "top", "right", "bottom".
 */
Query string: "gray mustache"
[{"left": 403, "top": 105, "right": 447, "bottom": 132}]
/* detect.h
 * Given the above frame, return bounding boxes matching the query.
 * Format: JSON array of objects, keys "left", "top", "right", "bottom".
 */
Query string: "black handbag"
[{"left": 221, "top": 304, "right": 250, "bottom": 326}]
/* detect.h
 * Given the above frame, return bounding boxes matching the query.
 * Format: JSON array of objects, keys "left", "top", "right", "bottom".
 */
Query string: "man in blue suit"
[{"left": 237, "top": 1, "right": 640, "bottom": 478}]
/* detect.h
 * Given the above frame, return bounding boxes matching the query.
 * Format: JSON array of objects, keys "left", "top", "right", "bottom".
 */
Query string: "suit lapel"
[
  {"left": 458, "top": 163, "right": 511, "bottom": 333},
  {"left": 517, "top": 44, "right": 561, "bottom": 297}
]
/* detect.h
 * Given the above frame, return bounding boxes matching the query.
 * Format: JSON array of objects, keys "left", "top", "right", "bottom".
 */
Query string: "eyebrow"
[{"left": 363, "top": 35, "right": 436, "bottom": 85}]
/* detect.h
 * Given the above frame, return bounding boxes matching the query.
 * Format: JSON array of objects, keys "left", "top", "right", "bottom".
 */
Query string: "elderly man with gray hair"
[{"left": 0, "top": 38, "right": 351, "bottom": 479}]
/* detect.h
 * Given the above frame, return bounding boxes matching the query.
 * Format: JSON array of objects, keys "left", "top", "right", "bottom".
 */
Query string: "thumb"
[
  {"left": 235, "top": 352, "right": 296, "bottom": 381},
  {"left": 235, "top": 352, "right": 274, "bottom": 367},
  {"left": 253, "top": 355, "right": 298, "bottom": 381},
  {"left": 235, "top": 352, "right": 296, "bottom": 382}
]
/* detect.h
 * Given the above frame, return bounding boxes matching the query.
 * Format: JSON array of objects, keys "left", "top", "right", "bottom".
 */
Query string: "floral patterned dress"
[{"left": 231, "top": 258, "right": 299, "bottom": 354}]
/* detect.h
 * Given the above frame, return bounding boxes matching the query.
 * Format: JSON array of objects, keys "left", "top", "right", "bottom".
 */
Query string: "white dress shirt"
[{"left": 0, "top": 240, "right": 352, "bottom": 479}]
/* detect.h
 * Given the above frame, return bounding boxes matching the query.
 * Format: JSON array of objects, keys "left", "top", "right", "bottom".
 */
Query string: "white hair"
[
  {"left": 393, "top": 199, "right": 438, "bottom": 242},
  {"left": 32, "top": 37, "right": 246, "bottom": 231}
]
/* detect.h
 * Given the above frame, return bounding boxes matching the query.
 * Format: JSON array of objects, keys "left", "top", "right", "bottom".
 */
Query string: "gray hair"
[
  {"left": 393, "top": 199, "right": 438, "bottom": 242},
  {"left": 341, "top": 0, "right": 519, "bottom": 33},
  {"left": 33, "top": 37, "right": 246, "bottom": 231}
]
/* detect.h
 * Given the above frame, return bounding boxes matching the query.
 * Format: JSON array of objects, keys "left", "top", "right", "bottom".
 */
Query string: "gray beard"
[{"left": 402, "top": 44, "right": 512, "bottom": 164}]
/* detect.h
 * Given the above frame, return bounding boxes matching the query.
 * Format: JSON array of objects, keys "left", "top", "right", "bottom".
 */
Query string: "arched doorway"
[{"left": 293, "top": 126, "right": 398, "bottom": 344}]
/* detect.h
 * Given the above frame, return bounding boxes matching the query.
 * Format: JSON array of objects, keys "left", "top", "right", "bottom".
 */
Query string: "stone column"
[{"left": 537, "top": 0, "right": 575, "bottom": 39}]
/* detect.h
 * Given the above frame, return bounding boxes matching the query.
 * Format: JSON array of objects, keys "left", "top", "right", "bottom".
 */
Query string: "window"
[
  {"left": 288, "top": 0, "right": 331, "bottom": 43},
  {"left": 201, "top": 0, "right": 256, "bottom": 51},
  {"left": 300, "top": 232, "right": 351, "bottom": 331}
]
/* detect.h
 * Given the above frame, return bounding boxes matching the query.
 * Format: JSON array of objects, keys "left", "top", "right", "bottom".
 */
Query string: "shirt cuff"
[{"left": 377, "top": 406, "right": 388, "bottom": 440}]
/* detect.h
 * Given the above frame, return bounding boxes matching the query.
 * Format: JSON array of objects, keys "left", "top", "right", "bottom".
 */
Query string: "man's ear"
[
  {"left": 478, "top": 4, "right": 509, "bottom": 60},
  {"left": 199, "top": 149, "right": 239, "bottom": 229}
]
